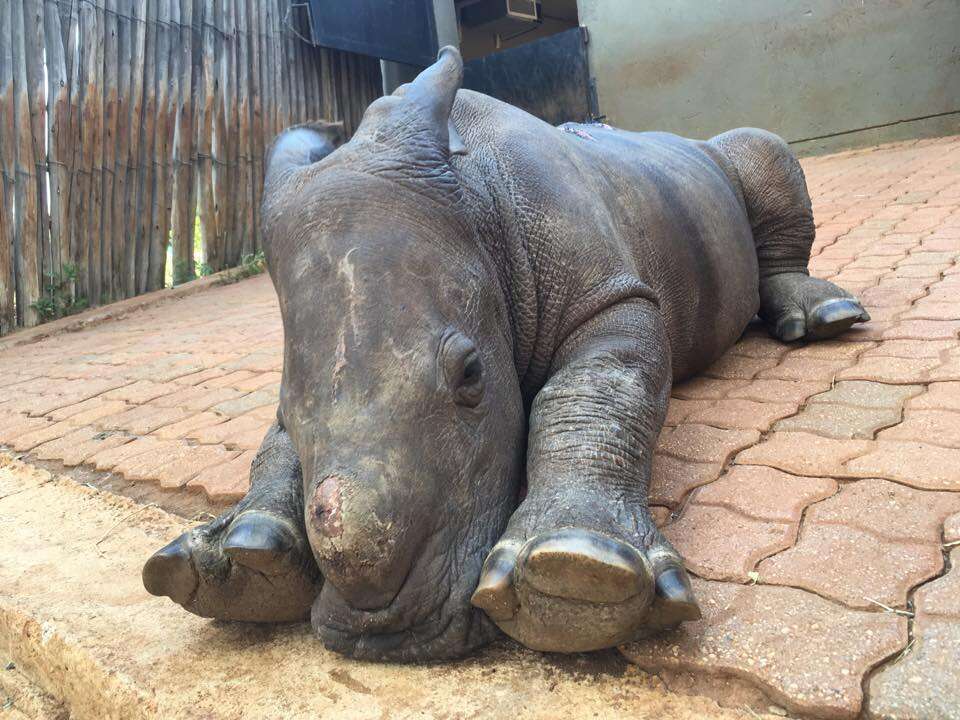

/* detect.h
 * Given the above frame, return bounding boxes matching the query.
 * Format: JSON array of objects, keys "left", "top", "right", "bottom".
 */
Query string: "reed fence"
[{"left": 0, "top": 0, "right": 382, "bottom": 334}]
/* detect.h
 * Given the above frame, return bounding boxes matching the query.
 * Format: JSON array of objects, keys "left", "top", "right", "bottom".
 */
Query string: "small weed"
[
  {"left": 219, "top": 250, "right": 267, "bottom": 284},
  {"left": 173, "top": 258, "right": 216, "bottom": 285},
  {"left": 30, "top": 263, "right": 89, "bottom": 323}
]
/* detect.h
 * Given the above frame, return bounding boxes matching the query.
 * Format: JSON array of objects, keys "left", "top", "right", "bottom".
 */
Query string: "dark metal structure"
[{"left": 462, "top": 27, "right": 594, "bottom": 125}]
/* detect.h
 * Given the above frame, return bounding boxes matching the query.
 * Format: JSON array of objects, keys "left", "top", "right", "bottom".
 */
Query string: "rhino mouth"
[{"left": 312, "top": 579, "right": 496, "bottom": 661}]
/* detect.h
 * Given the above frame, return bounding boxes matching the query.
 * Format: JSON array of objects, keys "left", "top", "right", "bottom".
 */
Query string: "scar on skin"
[{"left": 310, "top": 475, "right": 343, "bottom": 537}]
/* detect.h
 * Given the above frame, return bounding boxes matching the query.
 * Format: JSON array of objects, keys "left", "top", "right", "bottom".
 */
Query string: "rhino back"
[{"left": 451, "top": 91, "right": 759, "bottom": 383}]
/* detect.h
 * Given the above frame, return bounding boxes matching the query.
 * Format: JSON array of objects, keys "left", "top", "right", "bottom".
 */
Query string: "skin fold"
[{"left": 143, "top": 48, "right": 868, "bottom": 661}]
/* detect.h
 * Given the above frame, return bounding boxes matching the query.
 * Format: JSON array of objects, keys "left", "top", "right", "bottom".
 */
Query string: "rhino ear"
[
  {"left": 264, "top": 121, "right": 344, "bottom": 189},
  {"left": 405, "top": 46, "right": 465, "bottom": 155}
]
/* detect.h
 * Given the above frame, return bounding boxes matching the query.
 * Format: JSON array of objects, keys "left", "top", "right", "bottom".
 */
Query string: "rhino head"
[{"left": 261, "top": 48, "right": 526, "bottom": 660}]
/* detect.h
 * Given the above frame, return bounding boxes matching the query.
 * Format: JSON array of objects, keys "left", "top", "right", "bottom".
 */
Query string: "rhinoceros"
[{"left": 143, "top": 47, "right": 868, "bottom": 661}]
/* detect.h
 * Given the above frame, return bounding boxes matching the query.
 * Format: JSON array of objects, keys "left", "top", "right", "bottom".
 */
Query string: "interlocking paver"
[
  {"left": 757, "top": 524, "right": 942, "bottom": 609},
  {"left": 691, "top": 465, "right": 837, "bottom": 523},
  {"left": 808, "top": 380, "right": 923, "bottom": 408},
  {"left": 845, "top": 441, "right": 960, "bottom": 490},
  {"left": 868, "top": 618, "right": 960, "bottom": 720},
  {"left": 837, "top": 356, "right": 939, "bottom": 383},
  {"left": 656, "top": 424, "right": 760, "bottom": 464},
  {"left": 94, "top": 405, "right": 194, "bottom": 435},
  {"left": 735, "top": 431, "right": 872, "bottom": 476},
  {"left": 945, "top": 512, "right": 960, "bottom": 543},
  {"left": 728, "top": 378, "right": 830, "bottom": 404},
  {"left": 621, "top": 579, "right": 907, "bottom": 720},
  {"left": 703, "top": 354, "right": 778, "bottom": 380},
  {"left": 150, "top": 411, "right": 226, "bottom": 440},
  {"left": 758, "top": 356, "right": 854, "bottom": 381},
  {"left": 648, "top": 454, "right": 722, "bottom": 507},
  {"left": 914, "top": 548, "right": 960, "bottom": 619},
  {"left": 671, "top": 376, "right": 747, "bottom": 400},
  {"left": 47, "top": 397, "right": 130, "bottom": 422},
  {"left": 186, "top": 450, "right": 257, "bottom": 503},
  {"left": 32, "top": 427, "right": 133, "bottom": 465},
  {"left": 684, "top": 398, "right": 797, "bottom": 431},
  {"left": 153, "top": 444, "right": 241, "bottom": 489},
  {"left": 882, "top": 319, "right": 960, "bottom": 340},
  {"left": 878, "top": 408, "right": 960, "bottom": 446},
  {"left": 774, "top": 403, "right": 901, "bottom": 439},
  {"left": 663, "top": 398, "right": 714, "bottom": 426},
  {"left": 663, "top": 504, "right": 796, "bottom": 580},
  {"left": 804, "top": 478, "right": 960, "bottom": 543},
  {"left": 910, "top": 381, "right": 960, "bottom": 409},
  {"left": 87, "top": 436, "right": 170, "bottom": 471}
]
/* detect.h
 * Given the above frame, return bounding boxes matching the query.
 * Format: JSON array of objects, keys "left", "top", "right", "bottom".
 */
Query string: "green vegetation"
[
  {"left": 30, "top": 263, "right": 88, "bottom": 322},
  {"left": 219, "top": 250, "right": 267, "bottom": 284}
]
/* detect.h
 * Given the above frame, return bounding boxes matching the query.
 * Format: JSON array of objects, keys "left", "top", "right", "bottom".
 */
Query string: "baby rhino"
[{"left": 143, "top": 48, "right": 868, "bottom": 661}]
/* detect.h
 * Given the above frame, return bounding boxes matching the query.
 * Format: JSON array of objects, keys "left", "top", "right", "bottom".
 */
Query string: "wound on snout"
[{"left": 309, "top": 475, "right": 343, "bottom": 538}]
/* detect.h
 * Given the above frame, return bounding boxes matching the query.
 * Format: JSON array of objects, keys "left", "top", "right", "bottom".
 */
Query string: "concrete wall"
[{"left": 577, "top": 0, "right": 960, "bottom": 154}]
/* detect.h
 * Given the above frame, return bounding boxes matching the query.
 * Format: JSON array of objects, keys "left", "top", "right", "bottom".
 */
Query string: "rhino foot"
[
  {"left": 761, "top": 272, "right": 870, "bottom": 342},
  {"left": 143, "top": 509, "right": 321, "bottom": 623},
  {"left": 472, "top": 503, "right": 699, "bottom": 652}
]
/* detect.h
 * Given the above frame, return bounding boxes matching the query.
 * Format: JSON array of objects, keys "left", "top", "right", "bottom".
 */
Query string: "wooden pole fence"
[{"left": 0, "top": 0, "right": 382, "bottom": 334}]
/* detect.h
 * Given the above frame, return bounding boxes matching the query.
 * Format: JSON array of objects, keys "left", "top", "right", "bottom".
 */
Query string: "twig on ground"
[
  {"left": 95, "top": 503, "right": 157, "bottom": 547},
  {"left": 864, "top": 597, "right": 914, "bottom": 617}
]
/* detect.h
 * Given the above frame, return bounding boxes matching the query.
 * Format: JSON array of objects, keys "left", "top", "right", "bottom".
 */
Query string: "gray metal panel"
[
  {"left": 307, "top": 0, "right": 440, "bottom": 67},
  {"left": 462, "top": 27, "right": 592, "bottom": 126}
]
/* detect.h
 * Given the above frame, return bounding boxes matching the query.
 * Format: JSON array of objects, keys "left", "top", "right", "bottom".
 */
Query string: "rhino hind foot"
[
  {"left": 761, "top": 272, "right": 869, "bottom": 342},
  {"left": 472, "top": 526, "right": 699, "bottom": 653},
  {"left": 143, "top": 510, "right": 321, "bottom": 623}
]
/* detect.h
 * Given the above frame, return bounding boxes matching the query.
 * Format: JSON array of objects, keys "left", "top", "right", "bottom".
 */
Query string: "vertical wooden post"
[
  {"left": 85, "top": 0, "right": 104, "bottom": 305},
  {"left": 146, "top": 0, "right": 171, "bottom": 291},
  {"left": 135, "top": 0, "right": 158, "bottom": 294},
  {"left": 247, "top": 0, "right": 263, "bottom": 252},
  {"left": 196, "top": 0, "right": 218, "bottom": 273},
  {"left": 63, "top": 0, "right": 82, "bottom": 298},
  {"left": 12, "top": 0, "right": 41, "bottom": 326},
  {"left": 44, "top": 0, "right": 70, "bottom": 288},
  {"left": 100, "top": 0, "right": 119, "bottom": 302},
  {"left": 210, "top": 0, "right": 228, "bottom": 271},
  {"left": 24, "top": 0, "right": 50, "bottom": 289},
  {"left": 273, "top": 0, "right": 286, "bottom": 133},
  {"left": 171, "top": 0, "right": 196, "bottom": 284},
  {"left": 122, "top": 0, "right": 147, "bottom": 298},
  {"left": 156, "top": 0, "right": 181, "bottom": 290},
  {"left": 222, "top": 0, "right": 239, "bottom": 267},
  {"left": 235, "top": 0, "right": 251, "bottom": 257},
  {"left": 0, "top": 0, "right": 16, "bottom": 333},
  {"left": 110, "top": 0, "right": 132, "bottom": 296},
  {"left": 263, "top": 0, "right": 276, "bottom": 144}
]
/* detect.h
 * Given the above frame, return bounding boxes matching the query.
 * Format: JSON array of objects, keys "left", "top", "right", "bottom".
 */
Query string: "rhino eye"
[{"left": 442, "top": 332, "right": 484, "bottom": 408}]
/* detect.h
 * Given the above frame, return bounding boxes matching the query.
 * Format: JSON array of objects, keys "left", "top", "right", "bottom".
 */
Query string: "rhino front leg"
[
  {"left": 143, "top": 421, "right": 321, "bottom": 621},
  {"left": 471, "top": 299, "right": 700, "bottom": 652}
]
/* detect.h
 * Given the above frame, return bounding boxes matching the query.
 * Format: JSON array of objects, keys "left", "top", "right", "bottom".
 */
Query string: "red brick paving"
[{"left": 3, "top": 135, "right": 960, "bottom": 717}]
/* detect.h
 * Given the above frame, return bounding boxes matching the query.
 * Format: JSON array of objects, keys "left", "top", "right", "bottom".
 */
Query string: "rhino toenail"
[{"left": 142, "top": 534, "right": 198, "bottom": 605}]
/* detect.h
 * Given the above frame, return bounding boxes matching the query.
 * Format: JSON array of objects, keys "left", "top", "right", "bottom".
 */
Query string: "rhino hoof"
[
  {"left": 142, "top": 511, "right": 321, "bottom": 623},
  {"left": 472, "top": 528, "right": 696, "bottom": 653},
  {"left": 763, "top": 273, "right": 869, "bottom": 343},
  {"left": 143, "top": 534, "right": 198, "bottom": 605}
]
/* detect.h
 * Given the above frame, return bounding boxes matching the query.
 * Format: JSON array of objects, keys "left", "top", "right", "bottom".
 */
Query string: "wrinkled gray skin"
[{"left": 144, "top": 48, "right": 868, "bottom": 661}]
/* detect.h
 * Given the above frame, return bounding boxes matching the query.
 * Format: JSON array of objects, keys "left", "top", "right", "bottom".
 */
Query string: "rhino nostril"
[{"left": 309, "top": 475, "right": 343, "bottom": 538}]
